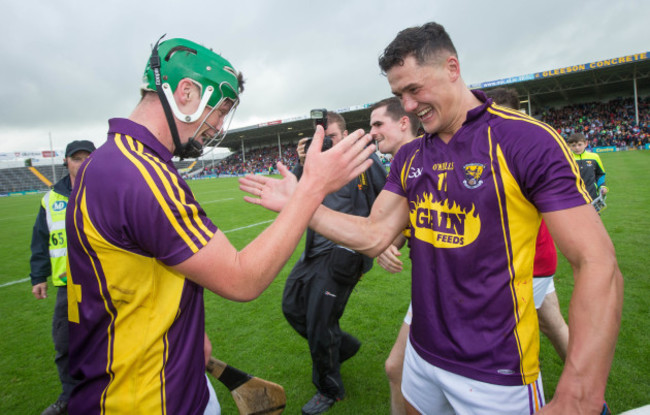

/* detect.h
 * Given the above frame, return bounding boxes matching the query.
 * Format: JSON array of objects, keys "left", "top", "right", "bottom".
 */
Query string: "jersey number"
[
  {"left": 50, "top": 231, "right": 65, "bottom": 246},
  {"left": 436, "top": 172, "right": 448, "bottom": 191}
]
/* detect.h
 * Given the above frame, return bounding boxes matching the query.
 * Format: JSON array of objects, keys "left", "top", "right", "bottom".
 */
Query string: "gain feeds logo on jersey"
[
  {"left": 52, "top": 201, "right": 67, "bottom": 212},
  {"left": 409, "top": 193, "right": 480, "bottom": 248},
  {"left": 463, "top": 163, "right": 486, "bottom": 189}
]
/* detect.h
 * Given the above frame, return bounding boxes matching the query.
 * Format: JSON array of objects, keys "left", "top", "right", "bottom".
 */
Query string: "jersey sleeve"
[
  {"left": 126, "top": 178, "right": 217, "bottom": 266},
  {"left": 84, "top": 151, "right": 217, "bottom": 267},
  {"left": 593, "top": 153, "right": 607, "bottom": 188},
  {"left": 500, "top": 121, "right": 592, "bottom": 213},
  {"left": 29, "top": 204, "right": 51, "bottom": 283},
  {"left": 384, "top": 141, "right": 416, "bottom": 198}
]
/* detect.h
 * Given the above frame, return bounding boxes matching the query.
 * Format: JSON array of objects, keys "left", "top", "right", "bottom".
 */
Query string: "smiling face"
[
  {"left": 370, "top": 106, "right": 405, "bottom": 156},
  {"left": 387, "top": 54, "right": 458, "bottom": 139}
]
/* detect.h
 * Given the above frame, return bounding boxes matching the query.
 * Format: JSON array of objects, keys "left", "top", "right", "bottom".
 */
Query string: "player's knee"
[{"left": 385, "top": 356, "right": 402, "bottom": 384}]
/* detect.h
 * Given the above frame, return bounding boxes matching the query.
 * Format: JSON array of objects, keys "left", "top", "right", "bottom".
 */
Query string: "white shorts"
[
  {"left": 533, "top": 276, "right": 556, "bottom": 309},
  {"left": 401, "top": 338, "right": 545, "bottom": 414},
  {"left": 204, "top": 374, "right": 221, "bottom": 415},
  {"left": 404, "top": 302, "right": 413, "bottom": 325}
]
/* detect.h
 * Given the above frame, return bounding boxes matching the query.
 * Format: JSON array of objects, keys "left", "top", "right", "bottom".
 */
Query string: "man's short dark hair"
[
  {"left": 378, "top": 22, "right": 457, "bottom": 74},
  {"left": 327, "top": 111, "right": 346, "bottom": 133},
  {"left": 485, "top": 88, "right": 520, "bottom": 111},
  {"left": 370, "top": 97, "right": 420, "bottom": 136}
]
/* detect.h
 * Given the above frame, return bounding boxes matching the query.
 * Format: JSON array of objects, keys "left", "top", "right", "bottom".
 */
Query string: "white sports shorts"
[
  {"left": 404, "top": 302, "right": 413, "bottom": 325},
  {"left": 401, "top": 338, "right": 545, "bottom": 414},
  {"left": 533, "top": 275, "right": 556, "bottom": 309}
]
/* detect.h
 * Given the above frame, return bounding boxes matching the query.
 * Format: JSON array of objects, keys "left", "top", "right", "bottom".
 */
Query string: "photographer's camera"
[{"left": 304, "top": 108, "right": 333, "bottom": 152}]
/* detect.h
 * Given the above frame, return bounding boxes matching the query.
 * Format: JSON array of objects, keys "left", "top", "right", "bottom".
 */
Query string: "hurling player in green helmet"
[
  {"left": 142, "top": 36, "right": 245, "bottom": 159},
  {"left": 64, "top": 35, "right": 376, "bottom": 414}
]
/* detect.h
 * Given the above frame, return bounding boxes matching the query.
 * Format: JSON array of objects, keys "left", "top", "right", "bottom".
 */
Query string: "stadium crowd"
[
  {"left": 200, "top": 143, "right": 299, "bottom": 177},
  {"left": 537, "top": 96, "right": 650, "bottom": 148}
]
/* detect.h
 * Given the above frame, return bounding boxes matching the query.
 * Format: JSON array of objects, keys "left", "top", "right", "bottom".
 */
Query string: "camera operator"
[{"left": 284, "top": 111, "right": 387, "bottom": 415}]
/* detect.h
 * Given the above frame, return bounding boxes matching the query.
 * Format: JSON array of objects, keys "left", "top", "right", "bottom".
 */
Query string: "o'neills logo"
[{"left": 409, "top": 193, "right": 480, "bottom": 248}]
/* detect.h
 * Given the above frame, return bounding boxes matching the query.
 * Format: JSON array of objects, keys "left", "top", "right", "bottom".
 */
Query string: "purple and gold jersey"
[
  {"left": 66, "top": 118, "right": 217, "bottom": 414},
  {"left": 384, "top": 92, "right": 590, "bottom": 386}
]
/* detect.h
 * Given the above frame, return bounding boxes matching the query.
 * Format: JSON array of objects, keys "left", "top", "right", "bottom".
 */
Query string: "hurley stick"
[{"left": 206, "top": 357, "right": 286, "bottom": 415}]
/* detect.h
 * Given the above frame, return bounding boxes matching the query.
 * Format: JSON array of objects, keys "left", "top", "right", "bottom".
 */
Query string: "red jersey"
[{"left": 533, "top": 220, "right": 557, "bottom": 277}]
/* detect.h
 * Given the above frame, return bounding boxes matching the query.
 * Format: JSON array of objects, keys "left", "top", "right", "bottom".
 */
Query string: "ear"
[
  {"left": 399, "top": 116, "right": 409, "bottom": 132},
  {"left": 446, "top": 55, "right": 461, "bottom": 82},
  {"left": 174, "top": 78, "right": 199, "bottom": 106},
  {"left": 343, "top": 130, "right": 349, "bottom": 137}
]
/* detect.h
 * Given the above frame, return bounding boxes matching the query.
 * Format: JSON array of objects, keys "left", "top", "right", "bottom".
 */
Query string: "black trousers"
[
  {"left": 53, "top": 285, "right": 79, "bottom": 402},
  {"left": 282, "top": 248, "right": 364, "bottom": 399}
]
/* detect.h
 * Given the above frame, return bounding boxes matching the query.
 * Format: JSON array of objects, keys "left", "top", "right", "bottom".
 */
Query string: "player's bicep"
[{"left": 542, "top": 204, "right": 615, "bottom": 274}]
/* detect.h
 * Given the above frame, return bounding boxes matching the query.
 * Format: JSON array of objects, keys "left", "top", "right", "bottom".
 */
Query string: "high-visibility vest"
[{"left": 42, "top": 190, "right": 68, "bottom": 286}]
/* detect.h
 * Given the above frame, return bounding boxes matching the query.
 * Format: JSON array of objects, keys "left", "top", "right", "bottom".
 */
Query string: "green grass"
[{"left": 0, "top": 150, "right": 648, "bottom": 414}]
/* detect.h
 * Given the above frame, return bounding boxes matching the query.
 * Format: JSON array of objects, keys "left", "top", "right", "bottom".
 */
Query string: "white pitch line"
[
  {"left": 0, "top": 278, "right": 30, "bottom": 288},
  {"left": 201, "top": 198, "right": 235, "bottom": 204},
  {"left": 1, "top": 219, "right": 274, "bottom": 289},
  {"left": 223, "top": 220, "right": 274, "bottom": 233}
]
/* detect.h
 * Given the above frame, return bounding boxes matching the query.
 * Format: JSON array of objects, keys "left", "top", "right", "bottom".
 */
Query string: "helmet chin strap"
[{"left": 149, "top": 35, "right": 203, "bottom": 160}]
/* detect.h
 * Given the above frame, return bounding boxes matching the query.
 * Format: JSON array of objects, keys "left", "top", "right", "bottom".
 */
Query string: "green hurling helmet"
[
  {"left": 144, "top": 36, "right": 242, "bottom": 159},
  {"left": 142, "top": 38, "right": 241, "bottom": 110}
]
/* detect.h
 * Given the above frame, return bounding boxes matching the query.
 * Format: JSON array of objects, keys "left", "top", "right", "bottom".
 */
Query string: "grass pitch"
[{"left": 0, "top": 150, "right": 648, "bottom": 414}]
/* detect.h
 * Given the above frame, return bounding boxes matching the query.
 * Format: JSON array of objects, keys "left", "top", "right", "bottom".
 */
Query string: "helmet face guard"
[
  {"left": 190, "top": 85, "right": 240, "bottom": 156},
  {"left": 144, "top": 36, "right": 242, "bottom": 159}
]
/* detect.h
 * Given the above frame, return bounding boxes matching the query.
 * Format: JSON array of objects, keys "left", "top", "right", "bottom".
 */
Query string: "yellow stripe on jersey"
[
  {"left": 136, "top": 144, "right": 214, "bottom": 238},
  {"left": 488, "top": 127, "right": 540, "bottom": 384},
  {"left": 123, "top": 135, "right": 213, "bottom": 246},
  {"left": 487, "top": 106, "right": 592, "bottom": 203},
  {"left": 400, "top": 149, "right": 420, "bottom": 192},
  {"left": 496, "top": 144, "right": 541, "bottom": 384},
  {"left": 78, "top": 182, "right": 186, "bottom": 413},
  {"left": 114, "top": 134, "right": 201, "bottom": 253},
  {"left": 71, "top": 183, "right": 117, "bottom": 414}
]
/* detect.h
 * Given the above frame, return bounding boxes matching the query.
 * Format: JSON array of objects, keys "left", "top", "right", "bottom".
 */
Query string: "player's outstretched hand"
[
  {"left": 240, "top": 162, "right": 297, "bottom": 212},
  {"left": 301, "top": 126, "right": 375, "bottom": 196},
  {"left": 377, "top": 245, "right": 404, "bottom": 274},
  {"left": 240, "top": 126, "right": 375, "bottom": 211}
]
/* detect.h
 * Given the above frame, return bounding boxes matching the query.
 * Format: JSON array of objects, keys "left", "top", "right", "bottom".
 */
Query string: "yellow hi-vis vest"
[{"left": 42, "top": 190, "right": 68, "bottom": 286}]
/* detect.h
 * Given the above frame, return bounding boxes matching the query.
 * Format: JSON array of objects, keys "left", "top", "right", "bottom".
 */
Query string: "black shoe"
[
  {"left": 41, "top": 400, "right": 67, "bottom": 415},
  {"left": 302, "top": 392, "right": 338, "bottom": 415}
]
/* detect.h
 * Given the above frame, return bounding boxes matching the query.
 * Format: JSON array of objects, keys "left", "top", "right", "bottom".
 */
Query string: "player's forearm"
[
  {"left": 555, "top": 260, "right": 623, "bottom": 409},
  {"left": 308, "top": 204, "right": 396, "bottom": 258}
]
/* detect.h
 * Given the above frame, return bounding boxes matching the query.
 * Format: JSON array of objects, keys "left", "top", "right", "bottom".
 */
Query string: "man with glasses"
[{"left": 65, "top": 37, "right": 375, "bottom": 414}]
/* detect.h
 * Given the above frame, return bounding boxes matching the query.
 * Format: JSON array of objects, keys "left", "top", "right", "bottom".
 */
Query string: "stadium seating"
[{"left": 537, "top": 97, "right": 650, "bottom": 148}]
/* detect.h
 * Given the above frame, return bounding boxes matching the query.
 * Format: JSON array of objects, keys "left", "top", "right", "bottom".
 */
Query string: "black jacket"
[{"left": 292, "top": 153, "right": 387, "bottom": 273}]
